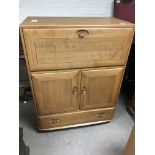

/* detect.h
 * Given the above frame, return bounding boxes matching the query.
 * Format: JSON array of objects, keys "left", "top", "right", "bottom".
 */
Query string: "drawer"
[
  {"left": 23, "top": 28, "right": 133, "bottom": 71},
  {"left": 38, "top": 107, "right": 115, "bottom": 130}
]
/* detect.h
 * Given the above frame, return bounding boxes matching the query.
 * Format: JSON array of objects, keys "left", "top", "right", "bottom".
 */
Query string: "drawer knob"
[
  {"left": 82, "top": 87, "right": 87, "bottom": 95},
  {"left": 97, "top": 113, "right": 105, "bottom": 118},
  {"left": 76, "top": 30, "right": 89, "bottom": 39},
  {"left": 49, "top": 119, "right": 60, "bottom": 124},
  {"left": 72, "top": 87, "right": 78, "bottom": 95}
]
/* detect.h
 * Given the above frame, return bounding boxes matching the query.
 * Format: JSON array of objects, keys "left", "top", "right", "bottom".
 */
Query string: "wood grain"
[
  {"left": 39, "top": 107, "right": 115, "bottom": 130},
  {"left": 23, "top": 28, "right": 133, "bottom": 71},
  {"left": 20, "top": 17, "right": 134, "bottom": 28},
  {"left": 80, "top": 67, "right": 124, "bottom": 110},
  {"left": 31, "top": 70, "right": 80, "bottom": 116},
  {"left": 20, "top": 28, "right": 40, "bottom": 127}
]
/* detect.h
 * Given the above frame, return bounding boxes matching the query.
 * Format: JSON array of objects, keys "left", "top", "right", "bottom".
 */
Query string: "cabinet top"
[{"left": 20, "top": 17, "right": 134, "bottom": 28}]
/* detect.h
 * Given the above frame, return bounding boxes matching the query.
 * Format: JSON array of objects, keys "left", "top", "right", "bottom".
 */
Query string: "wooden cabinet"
[{"left": 20, "top": 17, "right": 134, "bottom": 131}]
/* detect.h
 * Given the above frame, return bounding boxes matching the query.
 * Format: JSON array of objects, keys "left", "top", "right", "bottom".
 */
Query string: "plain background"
[
  {"left": 0, "top": 0, "right": 155, "bottom": 154},
  {"left": 19, "top": 0, "right": 114, "bottom": 22}
]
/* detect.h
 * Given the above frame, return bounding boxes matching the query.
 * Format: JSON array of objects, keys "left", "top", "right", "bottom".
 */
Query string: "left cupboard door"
[{"left": 31, "top": 70, "right": 80, "bottom": 116}]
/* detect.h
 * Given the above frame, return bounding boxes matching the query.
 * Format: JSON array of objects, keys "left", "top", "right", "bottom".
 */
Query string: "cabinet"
[{"left": 20, "top": 17, "right": 134, "bottom": 131}]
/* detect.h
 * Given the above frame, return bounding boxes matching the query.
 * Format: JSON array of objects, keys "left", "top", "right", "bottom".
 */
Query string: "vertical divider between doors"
[
  {"left": 78, "top": 70, "right": 82, "bottom": 110},
  {"left": 79, "top": 69, "right": 89, "bottom": 110}
]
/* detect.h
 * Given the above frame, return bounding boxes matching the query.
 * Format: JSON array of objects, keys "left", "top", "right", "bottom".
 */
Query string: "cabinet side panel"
[{"left": 20, "top": 28, "right": 40, "bottom": 129}]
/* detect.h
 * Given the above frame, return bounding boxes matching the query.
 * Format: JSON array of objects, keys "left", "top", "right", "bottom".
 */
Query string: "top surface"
[{"left": 20, "top": 17, "right": 134, "bottom": 28}]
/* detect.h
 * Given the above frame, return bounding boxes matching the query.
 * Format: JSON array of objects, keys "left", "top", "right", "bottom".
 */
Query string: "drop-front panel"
[{"left": 23, "top": 28, "right": 133, "bottom": 71}]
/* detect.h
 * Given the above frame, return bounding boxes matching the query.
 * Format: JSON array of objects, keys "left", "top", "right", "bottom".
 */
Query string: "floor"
[{"left": 19, "top": 93, "right": 134, "bottom": 155}]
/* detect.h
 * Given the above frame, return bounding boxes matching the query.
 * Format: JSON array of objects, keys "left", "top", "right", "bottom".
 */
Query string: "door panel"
[
  {"left": 31, "top": 70, "right": 80, "bottom": 116},
  {"left": 80, "top": 67, "right": 124, "bottom": 110},
  {"left": 23, "top": 28, "right": 133, "bottom": 71}
]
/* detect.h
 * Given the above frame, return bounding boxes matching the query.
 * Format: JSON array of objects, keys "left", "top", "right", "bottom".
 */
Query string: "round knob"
[
  {"left": 49, "top": 119, "right": 60, "bottom": 124},
  {"left": 82, "top": 87, "right": 87, "bottom": 95},
  {"left": 97, "top": 113, "right": 105, "bottom": 118},
  {"left": 72, "top": 87, "right": 78, "bottom": 95}
]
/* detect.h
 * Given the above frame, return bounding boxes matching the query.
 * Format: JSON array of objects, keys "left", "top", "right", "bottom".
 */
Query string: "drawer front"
[
  {"left": 23, "top": 28, "right": 133, "bottom": 71},
  {"left": 38, "top": 108, "right": 115, "bottom": 130}
]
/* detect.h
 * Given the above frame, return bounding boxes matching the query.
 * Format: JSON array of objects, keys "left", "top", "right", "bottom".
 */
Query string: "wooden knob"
[
  {"left": 72, "top": 87, "right": 78, "bottom": 95},
  {"left": 97, "top": 113, "right": 105, "bottom": 118},
  {"left": 49, "top": 119, "right": 60, "bottom": 124},
  {"left": 82, "top": 87, "right": 87, "bottom": 95}
]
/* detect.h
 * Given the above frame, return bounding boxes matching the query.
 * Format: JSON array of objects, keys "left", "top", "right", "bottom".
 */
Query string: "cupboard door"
[
  {"left": 31, "top": 70, "right": 80, "bottom": 116},
  {"left": 80, "top": 67, "right": 124, "bottom": 110}
]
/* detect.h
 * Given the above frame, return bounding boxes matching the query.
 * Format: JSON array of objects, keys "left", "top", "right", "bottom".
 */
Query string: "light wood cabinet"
[{"left": 20, "top": 17, "right": 134, "bottom": 131}]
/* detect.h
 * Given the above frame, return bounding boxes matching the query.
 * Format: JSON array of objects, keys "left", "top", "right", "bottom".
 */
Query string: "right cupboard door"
[{"left": 80, "top": 67, "right": 124, "bottom": 110}]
